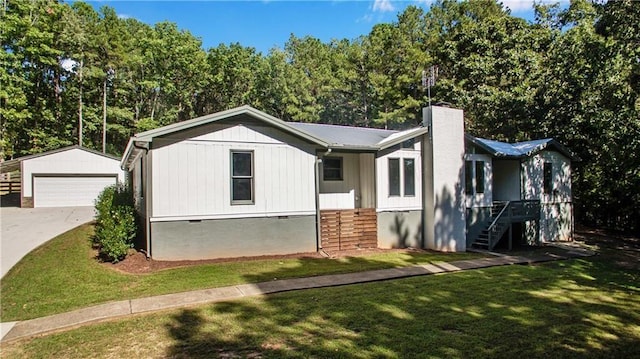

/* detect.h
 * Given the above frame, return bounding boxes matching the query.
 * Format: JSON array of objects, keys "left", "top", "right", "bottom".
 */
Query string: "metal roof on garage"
[{"left": 1, "top": 146, "right": 120, "bottom": 173}]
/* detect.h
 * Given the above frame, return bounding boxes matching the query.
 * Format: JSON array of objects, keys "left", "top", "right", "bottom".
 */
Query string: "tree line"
[{"left": 1, "top": 0, "right": 638, "bottom": 234}]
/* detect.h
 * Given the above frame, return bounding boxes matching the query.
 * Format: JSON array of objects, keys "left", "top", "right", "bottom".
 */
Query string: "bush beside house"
[{"left": 94, "top": 184, "right": 137, "bottom": 262}]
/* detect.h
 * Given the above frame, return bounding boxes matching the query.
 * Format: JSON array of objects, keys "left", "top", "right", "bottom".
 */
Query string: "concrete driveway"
[{"left": 1, "top": 206, "right": 96, "bottom": 278}]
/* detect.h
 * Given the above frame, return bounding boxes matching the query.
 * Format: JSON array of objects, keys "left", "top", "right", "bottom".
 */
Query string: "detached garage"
[{"left": 0, "top": 146, "right": 125, "bottom": 208}]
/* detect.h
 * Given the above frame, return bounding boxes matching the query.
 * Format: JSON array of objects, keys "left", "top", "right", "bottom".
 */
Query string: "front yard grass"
[
  {"left": 2, "top": 240, "right": 639, "bottom": 358},
  {"left": 0, "top": 223, "right": 483, "bottom": 321}
]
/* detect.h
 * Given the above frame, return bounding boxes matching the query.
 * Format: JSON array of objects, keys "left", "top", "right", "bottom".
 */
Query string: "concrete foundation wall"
[
  {"left": 466, "top": 207, "right": 491, "bottom": 247},
  {"left": 150, "top": 215, "right": 317, "bottom": 260},
  {"left": 377, "top": 210, "right": 423, "bottom": 249}
]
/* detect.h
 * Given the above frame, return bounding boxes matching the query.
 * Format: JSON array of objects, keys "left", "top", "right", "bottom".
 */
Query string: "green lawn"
[
  {"left": 0, "top": 224, "right": 483, "bottom": 321},
  {"left": 2, "top": 240, "right": 639, "bottom": 358}
]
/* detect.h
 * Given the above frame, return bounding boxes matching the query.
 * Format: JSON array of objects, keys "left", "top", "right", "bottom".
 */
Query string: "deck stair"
[{"left": 472, "top": 200, "right": 541, "bottom": 251}]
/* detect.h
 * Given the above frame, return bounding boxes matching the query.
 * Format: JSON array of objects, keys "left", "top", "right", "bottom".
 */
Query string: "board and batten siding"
[
  {"left": 21, "top": 148, "right": 125, "bottom": 198},
  {"left": 464, "top": 153, "right": 492, "bottom": 208},
  {"left": 150, "top": 124, "right": 317, "bottom": 220},
  {"left": 375, "top": 139, "right": 423, "bottom": 211},
  {"left": 492, "top": 159, "right": 521, "bottom": 201},
  {"left": 359, "top": 153, "right": 375, "bottom": 208},
  {"left": 319, "top": 152, "right": 362, "bottom": 209},
  {"left": 523, "top": 150, "right": 573, "bottom": 242}
]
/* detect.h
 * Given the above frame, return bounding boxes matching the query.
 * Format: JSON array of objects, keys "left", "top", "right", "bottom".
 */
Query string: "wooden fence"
[
  {"left": 320, "top": 208, "right": 377, "bottom": 251},
  {"left": 0, "top": 180, "right": 21, "bottom": 195}
]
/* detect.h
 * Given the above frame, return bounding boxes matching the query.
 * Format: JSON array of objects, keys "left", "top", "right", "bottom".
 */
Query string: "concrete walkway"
[{"left": 0, "top": 246, "right": 594, "bottom": 343}]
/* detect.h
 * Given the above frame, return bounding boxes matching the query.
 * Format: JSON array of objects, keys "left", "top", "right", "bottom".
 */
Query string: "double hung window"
[{"left": 231, "top": 151, "right": 254, "bottom": 204}]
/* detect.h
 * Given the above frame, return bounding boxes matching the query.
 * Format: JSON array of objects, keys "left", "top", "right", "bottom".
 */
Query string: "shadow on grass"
[{"left": 164, "top": 237, "right": 640, "bottom": 358}]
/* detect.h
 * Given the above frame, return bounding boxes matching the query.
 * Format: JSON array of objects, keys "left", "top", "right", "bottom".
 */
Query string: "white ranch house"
[{"left": 121, "top": 105, "right": 576, "bottom": 260}]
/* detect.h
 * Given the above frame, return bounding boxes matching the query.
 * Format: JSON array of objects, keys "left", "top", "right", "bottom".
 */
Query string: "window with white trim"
[
  {"left": 231, "top": 150, "right": 254, "bottom": 204},
  {"left": 388, "top": 157, "right": 416, "bottom": 197},
  {"left": 389, "top": 158, "right": 401, "bottom": 196},
  {"left": 404, "top": 158, "right": 415, "bottom": 196},
  {"left": 323, "top": 157, "right": 343, "bottom": 181},
  {"left": 465, "top": 160, "right": 485, "bottom": 195}
]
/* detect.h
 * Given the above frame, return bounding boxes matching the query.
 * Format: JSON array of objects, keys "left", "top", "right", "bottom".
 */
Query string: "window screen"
[
  {"left": 323, "top": 157, "right": 343, "bottom": 181},
  {"left": 475, "top": 161, "right": 485, "bottom": 194},
  {"left": 465, "top": 160, "right": 473, "bottom": 195},
  {"left": 389, "top": 158, "right": 400, "bottom": 196}
]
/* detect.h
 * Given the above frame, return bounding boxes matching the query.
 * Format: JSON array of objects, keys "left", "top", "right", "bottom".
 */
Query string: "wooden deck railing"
[{"left": 487, "top": 200, "right": 540, "bottom": 250}]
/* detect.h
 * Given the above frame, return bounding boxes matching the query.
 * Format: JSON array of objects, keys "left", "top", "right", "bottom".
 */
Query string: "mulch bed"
[{"left": 106, "top": 247, "right": 423, "bottom": 274}]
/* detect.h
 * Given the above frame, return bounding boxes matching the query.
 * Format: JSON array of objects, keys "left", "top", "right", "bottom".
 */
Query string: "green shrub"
[{"left": 94, "top": 184, "right": 137, "bottom": 263}]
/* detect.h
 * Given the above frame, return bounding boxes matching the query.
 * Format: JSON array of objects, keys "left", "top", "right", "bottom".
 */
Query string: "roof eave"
[
  {"left": 328, "top": 144, "right": 380, "bottom": 151},
  {"left": 464, "top": 134, "right": 501, "bottom": 156},
  {"left": 130, "top": 106, "right": 331, "bottom": 149},
  {"left": 547, "top": 140, "right": 581, "bottom": 162},
  {"left": 378, "top": 127, "right": 429, "bottom": 151},
  {"left": 120, "top": 139, "right": 150, "bottom": 171}
]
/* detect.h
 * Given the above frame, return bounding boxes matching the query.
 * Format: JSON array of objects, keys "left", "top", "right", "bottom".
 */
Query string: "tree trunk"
[
  {"left": 78, "top": 60, "right": 83, "bottom": 147},
  {"left": 102, "top": 77, "right": 107, "bottom": 153}
]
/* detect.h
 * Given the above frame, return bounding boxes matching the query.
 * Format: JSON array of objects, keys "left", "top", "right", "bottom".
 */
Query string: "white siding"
[
  {"left": 359, "top": 153, "right": 375, "bottom": 208},
  {"left": 523, "top": 150, "right": 573, "bottom": 242},
  {"left": 151, "top": 124, "right": 317, "bottom": 219},
  {"left": 319, "top": 152, "right": 361, "bottom": 208},
  {"left": 522, "top": 150, "right": 572, "bottom": 203},
  {"left": 493, "top": 160, "right": 521, "bottom": 201},
  {"left": 319, "top": 191, "right": 355, "bottom": 210},
  {"left": 376, "top": 139, "right": 423, "bottom": 211},
  {"left": 22, "top": 148, "right": 125, "bottom": 197},
  {"left": 464, "top": 153, "right": 492, "bottom": 208}
]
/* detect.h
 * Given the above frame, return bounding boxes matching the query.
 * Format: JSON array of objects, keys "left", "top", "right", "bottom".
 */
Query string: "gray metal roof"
[
  {"left": 286, "top": 122, "right": 397, "bottom": 149},
  {"left": 466, "top": 135, "right": 578, "bottom": 161},
  {"left": 122, "top": 106, "right": 430, "bottom": 169}
]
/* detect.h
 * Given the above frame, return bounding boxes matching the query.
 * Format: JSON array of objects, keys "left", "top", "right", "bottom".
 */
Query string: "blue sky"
[{"left": 84, "top": 1, "right": 566, "bottom": 54}]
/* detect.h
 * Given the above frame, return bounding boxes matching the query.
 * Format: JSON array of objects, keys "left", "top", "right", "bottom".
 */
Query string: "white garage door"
[{"left": 34, "top": 176, "right": 117, "bottom": 207}]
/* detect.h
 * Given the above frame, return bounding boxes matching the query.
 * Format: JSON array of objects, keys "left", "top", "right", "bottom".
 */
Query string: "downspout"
[
  {"left": 133, "top": 142, "right": 151, "bottom": 259},
  {"left": 315, "top": 148, "right": 332, "bottom": 253},
  {"left": 519, "top": 158, "right": 525, "bottom": 200}
]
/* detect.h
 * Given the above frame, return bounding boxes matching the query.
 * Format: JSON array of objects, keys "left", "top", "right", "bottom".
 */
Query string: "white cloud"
[
  {"left": 357, "top": 13, "right": 375, "bottom": 23},
  {"left": 117, "top": 13, "right": 131, "bottom": 20},
  {"left": 373, "top": 0, "right": 395, "bottom": 13},
  {"left": 501, "top": 0, "right": 569, "bottom": 13}
]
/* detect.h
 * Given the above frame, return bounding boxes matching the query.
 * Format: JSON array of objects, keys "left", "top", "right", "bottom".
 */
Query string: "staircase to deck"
[{"left": 472, "top": 200, "right": 541, "bottom": 251}]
